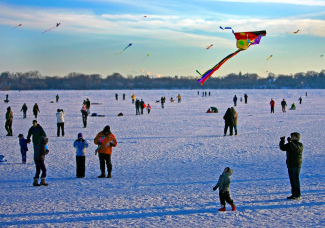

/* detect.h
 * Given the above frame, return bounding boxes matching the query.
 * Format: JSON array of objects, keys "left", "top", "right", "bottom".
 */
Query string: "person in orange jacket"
[{"left": 94, "top": 125, "right": 117, "bottom": 178}]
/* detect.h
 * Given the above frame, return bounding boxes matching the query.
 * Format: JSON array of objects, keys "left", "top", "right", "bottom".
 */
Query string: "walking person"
[
  {"left": 298, "top": 96, "right": 302, "bottom": 104},
  {"left": 281, "top": 99, "right": 287, "bottom": 113},
  {"left": 94, "top": 125, "right": 117, "bottom": 178},
  {"left": 21, "top": 103, "right": 28, "bottom": 119},
  {"left": 73, "top": 133, "right": 88, "bottom": 178},
  {"left": 279, "top": 132, "right": 304, "bottom": 200},
  {"left": 5, "top": 106, "right": 13, "bottom": 136},
  {"left": 56, "top": 109, "right": 65, "bottom": 137},
  {"left": 140, "top": 99, "right": 145, "bottom": 115},
  {"left": 233, "top": 95, "right": 238, "bottom": 107},
  {"left": 223, "top": 108, "right": 233, "bottom": 136},
  {"left": 131, "top": 94, "right": 135, "bottom": 104},
  {"left": 123, "top": 93, "right": 125, "bottom": 100},
  {"left": 32, "top": 136, "right": 49, "bottom": 186},
  {"left": 270, "top": 98, "right": 275, "bottom": 113},
  {"left": 56, "top": 94, "right": 59, "bottom": 102},
  {"left": 33, "top": 103, "right": 40, "bottom": 118},
  {"left": 213, "top": 167, "right": 236, "bottom": 211}
]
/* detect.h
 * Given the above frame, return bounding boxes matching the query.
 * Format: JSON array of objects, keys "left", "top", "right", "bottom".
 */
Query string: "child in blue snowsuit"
[
  {"left": 73, "top": 133, "right": 88, "bottom": 178},
  {"left": 18, "top": 134, "right": 28, "bottom": 164}
]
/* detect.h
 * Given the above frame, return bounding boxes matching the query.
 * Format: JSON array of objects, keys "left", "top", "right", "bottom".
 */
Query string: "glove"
[
  {"left": 97, "top": 141, "right": 102, "bottom": 146},
  {"left": 109, "top": 141, "right": 115, "bottom": 146},
  {"left": 280, "top": 136, "right": 285, "bottom": 141},
  {"left": 213, "top": 187, "right": 217, "bottom": 191},
  {"left": 27, "top": 139, "right": 31, "bottom": 144},
  {"left": 287, "top": 137, "right": 291, "bottom": 142}
]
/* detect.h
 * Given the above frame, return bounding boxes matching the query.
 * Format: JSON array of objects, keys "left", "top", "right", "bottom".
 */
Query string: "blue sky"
[{"left": 1, "top": 0, "right": 325, "bottom": 78}]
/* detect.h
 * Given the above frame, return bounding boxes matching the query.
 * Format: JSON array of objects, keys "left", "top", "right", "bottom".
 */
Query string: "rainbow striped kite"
[{"left": 197, "top": 30, "right": 266, "bottom": 85}]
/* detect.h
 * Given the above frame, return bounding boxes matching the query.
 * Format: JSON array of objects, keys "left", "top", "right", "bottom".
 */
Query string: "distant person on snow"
[
  {"left": 213, "top": 167, "right": 236, "bottom": 211},
  {"left": 135, "top": 99, "right": 140, "bottom": 115},
  {"left": 281, "top": 99, "right": 287, "bottom": 113},
  {"left": 230, "top": 107, "right": 238, "bottom": 136},
  {"left": 33, "top": 103, "right": 40, "bottom": 118},
  {"left": 5, "top": 106, "right": 13, "bottom": 136},
  {"left": 147, "top": 103, "right": 151, "bottom": 114},
  {"left": 233, "top": 95, "right": 238, "bottom": 107},
  {"left": 80, "top": 104, "right": 88, "bottom": 128},
  {"left": 270, "top": 99, "right": 275, "bottom": 113},
  {"left": 56, "top": 109, "right": 65, "bottom": 136},
  {"left": 56, "top": 94, "right": 59, "bottom": 102},
  {"left": 21, "top": 103, "right": 28, "bottom": 119},
  {"left": 32, "top": 136, "right": 49, "bottom": 186},
  {"left": 244, "top": 93, "right": 248, "bottom": 104},
  {"left": 298, "top": 96, "right": 302, "bottom": 104},
  {"left": 279, "top": 132, "right": 303, "bottom": 200},
  {"left": 223, "top": 108, "right": 233, "bottom": 136}
]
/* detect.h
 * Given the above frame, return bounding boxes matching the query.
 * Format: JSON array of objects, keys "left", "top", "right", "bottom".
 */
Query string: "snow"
[{"left": 0, "top": 89, "right": 325, "bottom": 227}]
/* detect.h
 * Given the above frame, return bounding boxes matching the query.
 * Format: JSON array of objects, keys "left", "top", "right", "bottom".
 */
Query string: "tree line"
[{"left": 0, "top": 70, "right": 325, "bottom": 90}]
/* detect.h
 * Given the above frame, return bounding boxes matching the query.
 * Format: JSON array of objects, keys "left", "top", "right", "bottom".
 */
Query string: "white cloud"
[{"left": 208, "top": 0, "right": 325, "bottom": 6}]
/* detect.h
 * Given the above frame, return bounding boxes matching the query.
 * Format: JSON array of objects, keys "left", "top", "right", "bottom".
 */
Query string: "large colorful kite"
[{"left": 197, "top": 30, "right": 266, "bottom": 85}]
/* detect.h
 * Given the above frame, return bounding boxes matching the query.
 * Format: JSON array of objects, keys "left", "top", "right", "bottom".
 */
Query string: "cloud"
[{"left": 208, "top": 0, "right": 325, "bottom": 6}]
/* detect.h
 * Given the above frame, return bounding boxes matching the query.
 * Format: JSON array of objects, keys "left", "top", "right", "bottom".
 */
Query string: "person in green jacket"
[
  {"left": 27, "top": 120, "right": 46, "bottom": 148},
  {"left": 5, "top": 106, "right": 13, "bottom": 136},
  {"left": 279, "top": 132, "right": 303, "bottom": 200}
]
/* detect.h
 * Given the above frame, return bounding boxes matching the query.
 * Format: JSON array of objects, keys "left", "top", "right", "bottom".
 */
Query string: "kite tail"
[{"left": 197, "top": 48, "right": 243, "bottom": 85}]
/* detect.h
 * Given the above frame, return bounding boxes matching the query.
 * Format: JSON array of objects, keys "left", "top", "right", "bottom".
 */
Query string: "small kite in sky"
[
  {"left": 144, "top": 16, "right": 147, "bottom": 17},
  {"left": 42, "top": 23, "right": 61, "bottom": 34},
  {"left": 267, "top": 55, "right": 273, "bottom": 61},
  {"left": 116, "top": 43, "right": 132, "bottom": 55},
  {"left": 321, "top": 55, "right": 324, "bottom": 57},
  {"left": 197, "top": 30, "right": 266, "bottom": 85},
  {"left": 293, "top": 29, "right": 300, "bottom": 34},
  {"left": 13, "top": 24, "right": 22, "bottom": 29},
  {"left": 206, "top": 44, "right": 213, "bottom": 50},
  {"left": 220, "top": 26, "right": 234, "bottom": 33}
]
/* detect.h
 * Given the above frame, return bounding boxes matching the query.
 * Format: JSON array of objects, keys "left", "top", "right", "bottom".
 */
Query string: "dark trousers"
[
  {"left": 34, "top": 160, "right": 47, "bottom": 179},
  {"left": 148, "top": 109, "right": 150, "bottom": 114},
  {"left": 288, "top": 167, "right": 301, "bottom": 197},
  {"left": 98, "top": 153, "right": 112, "bottom": 176},
  {"left": 33, "top": 112, "right": 38, "bottom": 118},
  {"left": 282, "top": 106, "right": 286, "bottom": 113},
  {"left": 141, "top": 108, "right": 144, "bottom": 115},
  {"left": 21, "top": 149, "right": 27, "bottom": 163},
  {"left": 271, "top": 106, "right": 274, "bottom": 113},
  {"left": 82, "top": 115, "right": 87, "bottom": 127},
  {"left": 57, "top": 123, "right": 65, "bottom": 136},
  {"left": 224, "top": 123, "right": 233, "bottom": 135},
  {"left": 136, "top": 107, "right": 140, "bottom": 115},
  {"left": 23, "top": 111, "right": 27, "bottom": 118},
  {"left": 76, "top": 156, "right": 85, "bottom": 177},
  {"left": 5, "top": 120, "right": 12, "bottom": 135},
  {"left": 219, "top": 191, "right": 233, "bottom": 206}
]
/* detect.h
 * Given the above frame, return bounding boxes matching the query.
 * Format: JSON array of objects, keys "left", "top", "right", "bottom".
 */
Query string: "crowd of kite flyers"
[{"left": 2, "top": 91, "right": 306, "bottom": 211}]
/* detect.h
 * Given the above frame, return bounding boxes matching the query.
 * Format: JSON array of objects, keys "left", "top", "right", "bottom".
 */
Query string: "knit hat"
[
  {"left": 78, "top": 133, "right": 83, "bottom": 138},
  {"left": 290, "top": 132, "right": 301, "bottom": 141}
]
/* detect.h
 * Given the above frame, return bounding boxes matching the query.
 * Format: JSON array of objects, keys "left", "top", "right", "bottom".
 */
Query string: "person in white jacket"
[{"left": 56, "top": 109, "right": 65, "bottom": 137}]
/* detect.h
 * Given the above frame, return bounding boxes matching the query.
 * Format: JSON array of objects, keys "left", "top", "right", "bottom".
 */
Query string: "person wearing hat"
[
  {"left": 94, "top": 125, "right": 117, "bottom": 178},
  {"left": 5, "top": 106, "right": 13, "bottom": 136},
  {"left": 279, "top": 132, "right": 304, "bottom": 200},
  {"left": 281, "top": 99, "right": 287, "bottom": 113},
  {"left": 73, "top": 133, "right": 88, "bottom": 178}
]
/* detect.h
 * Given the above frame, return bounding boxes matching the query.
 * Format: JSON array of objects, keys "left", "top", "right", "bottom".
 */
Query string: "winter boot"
[
  {"left": 219, "top": 205, "right": 226, "bottom": 211},
  {"left": 106, "top": 173, "right": 112, "bottom": 178},
  {"left": 231, "top": 204, "right": 236, "bottom": 211},
  {"left": 33, "top": 179, "right": 40, "bottom": 186},
  {"left": 98, "top": 174, "right": 106, "bottom": 178},
  {"left": 40, "top": 178, "right": 48, "bottom": 186}
]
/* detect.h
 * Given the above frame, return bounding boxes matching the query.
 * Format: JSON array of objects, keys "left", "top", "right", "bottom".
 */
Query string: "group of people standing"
[{"left": 135, "top": 99, "right": 151, "bottom": 115}]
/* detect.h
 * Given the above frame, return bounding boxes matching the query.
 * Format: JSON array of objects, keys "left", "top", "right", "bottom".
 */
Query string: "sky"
[{"left": 1, "top": 0, "right": 325, "bottom": 79}]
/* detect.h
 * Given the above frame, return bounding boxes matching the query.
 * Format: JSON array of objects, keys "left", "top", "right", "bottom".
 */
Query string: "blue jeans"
[{"left": 288, "top": 167, "right": 301, "bottom": 197}]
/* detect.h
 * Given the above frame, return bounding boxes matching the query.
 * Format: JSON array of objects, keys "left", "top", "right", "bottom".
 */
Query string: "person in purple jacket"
[{"left": 18, "top": 134, "right": 28, "bottom": 164}]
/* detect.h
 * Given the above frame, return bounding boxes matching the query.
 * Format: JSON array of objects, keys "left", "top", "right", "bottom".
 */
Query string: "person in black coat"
[
  {"left": 21, "top": 103, "right": 28, "bottom": 118},
  {"left": 223, "top": 108, "right": 233, "bottom": 136},
  {"left": 140, "top": 99, "right": 145, "bottom": 115},
  {"left": 33, "top": 136, "right": 49, "bottom": 186},
  {"left": 279, "top": 132, "right": 304, "bottom": 200},
  {"left": 135, "top": 99, "right": 140, "bottom": 115},
  {"left": 33, "top": 103, "right": 40, "bottom": 118}
]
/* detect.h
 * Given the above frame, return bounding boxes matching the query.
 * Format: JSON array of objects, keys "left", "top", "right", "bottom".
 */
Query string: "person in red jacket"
[
  {"left": 270, "top": 99, "right": 275, "bottom": 113},
  {"left": 94, "top": 125, "right": 117, "bottom": 178}
]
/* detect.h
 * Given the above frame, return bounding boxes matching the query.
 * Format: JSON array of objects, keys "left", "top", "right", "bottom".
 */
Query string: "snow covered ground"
[{"left": 0, "top": 89, "right": 324, "bottom": 227}]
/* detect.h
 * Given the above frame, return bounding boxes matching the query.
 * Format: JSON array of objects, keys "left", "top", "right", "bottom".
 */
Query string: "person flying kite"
[{"left": 197, "top": 30, "right": 266, "bottom": 85}]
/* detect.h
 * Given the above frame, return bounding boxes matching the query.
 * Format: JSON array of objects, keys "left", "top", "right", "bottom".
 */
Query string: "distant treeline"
[{"left": 1, "top": 70, "right": 325, "bottom": 90}]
